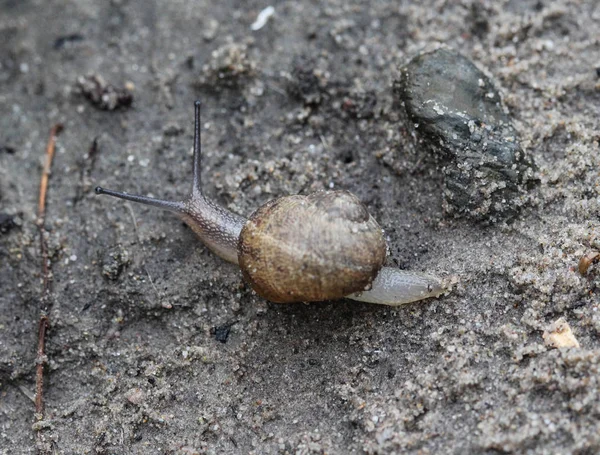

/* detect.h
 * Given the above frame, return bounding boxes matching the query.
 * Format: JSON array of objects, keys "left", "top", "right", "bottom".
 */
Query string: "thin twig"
[
  {"left": 34, "top": 316, "right": 49, "bottom": 417},
  {"left": 37, "top": 124, "right": 63, "bottom": 296},
  {"left": 34, "top": 124, "right": 63, "bottom": 424}
]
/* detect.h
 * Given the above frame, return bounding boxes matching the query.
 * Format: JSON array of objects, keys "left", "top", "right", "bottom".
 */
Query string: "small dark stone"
[
  {"left": 54, "top": 33, "right": 84, "bottom": 49},
  {"left": 211, "top": 322, "right": 236, "bottom": 343},
  {"left": 595, "top": 66, "right": 600, "bottom": 79},
  {"left": 339, "top": 148, "right": 355, "bottom": 164},
  {"left": 0, "top": 145, "right": 16, "bottom": 154},
  {"left": 395, "top": 48, "right": 536, "bottom": 221},
  {"left": 468, "top": 2, "right": 490, "bottom": 38},
  {"left": 76, "top": 74, "right": 133, "bottom": 111},
  {"left": 0, "top": 213, "right": 16, "bottom": 234}
]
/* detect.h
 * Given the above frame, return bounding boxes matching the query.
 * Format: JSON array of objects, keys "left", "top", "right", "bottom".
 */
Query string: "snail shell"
[{"left": 238, "top": 191, "right": 386, "bottom": 302}]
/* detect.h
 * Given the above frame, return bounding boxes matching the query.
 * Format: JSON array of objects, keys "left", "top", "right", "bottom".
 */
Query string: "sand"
[{"left": 1, "top": 1, "right": 599, "bottom": 453}]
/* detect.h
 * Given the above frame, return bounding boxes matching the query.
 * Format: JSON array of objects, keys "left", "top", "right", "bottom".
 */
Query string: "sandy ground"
[{"left": 1, "top": 0, "right": 599, "bottom": 453}]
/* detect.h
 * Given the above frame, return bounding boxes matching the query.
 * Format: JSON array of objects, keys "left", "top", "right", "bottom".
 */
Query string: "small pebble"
[{"left": 543, "top": 318, "right": 580, "bottom": 349}]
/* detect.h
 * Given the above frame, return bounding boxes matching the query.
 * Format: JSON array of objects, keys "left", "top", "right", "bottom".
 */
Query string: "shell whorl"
[{"left": 238, "top": 190, "right": 387, "bottom": 303}]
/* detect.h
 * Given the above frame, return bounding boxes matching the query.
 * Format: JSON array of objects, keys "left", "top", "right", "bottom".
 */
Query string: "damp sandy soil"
[{"left": 1, "top": 1, "right": 599, "bottom": 454}]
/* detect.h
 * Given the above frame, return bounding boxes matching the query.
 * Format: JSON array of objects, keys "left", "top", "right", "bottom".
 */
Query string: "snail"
[{"left": 95, "top": 101, "right": 448, "bottom": 305}]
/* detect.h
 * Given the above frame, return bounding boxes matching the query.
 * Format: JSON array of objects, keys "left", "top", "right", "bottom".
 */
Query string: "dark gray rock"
[
  {"left": 395, "top": 48, "right": 536, "bottom": 221},
  {"left": 0, "top": 213, "right": 17, "bottom": 234}
]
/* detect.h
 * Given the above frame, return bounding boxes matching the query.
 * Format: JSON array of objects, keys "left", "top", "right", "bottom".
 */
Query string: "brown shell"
[{"left": 237, "top": 190, "right": 387, "bottom": 303}]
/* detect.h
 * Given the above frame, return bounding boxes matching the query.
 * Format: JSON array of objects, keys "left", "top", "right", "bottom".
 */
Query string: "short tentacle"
[{"left": 94, "top": 186, "right": 186, "bottom": 213}]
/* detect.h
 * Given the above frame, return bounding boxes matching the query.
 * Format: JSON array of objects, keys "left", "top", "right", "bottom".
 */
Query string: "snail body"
[{"left": 96, "top": 102, "right": 447, "bottom": 305}]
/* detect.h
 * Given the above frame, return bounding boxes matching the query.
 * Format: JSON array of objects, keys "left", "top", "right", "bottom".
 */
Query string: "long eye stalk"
[
  {"left": 192, "top": 100, "right": 203, "bottom": 196},
  {"left": 95, "top": 101, "right": 247, "bottom": 265},
  {"left": 95, "top": 101, "right": 207, "bottom": 212}
]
